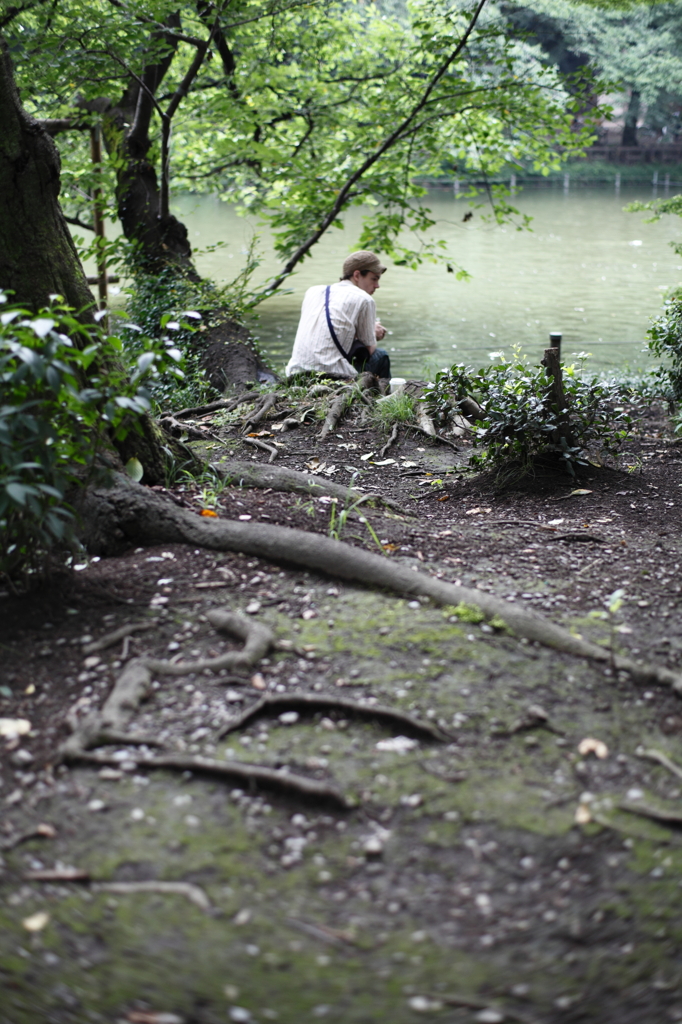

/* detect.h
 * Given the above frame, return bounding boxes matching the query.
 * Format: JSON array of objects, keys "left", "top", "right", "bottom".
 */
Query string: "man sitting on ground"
[{"left": 285, "top": 250, "right": 391, "bottom": 379}]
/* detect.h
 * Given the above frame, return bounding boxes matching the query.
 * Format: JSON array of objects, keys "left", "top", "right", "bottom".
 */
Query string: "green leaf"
[{"left": 125, "top": 457, "right": 144, "bottom": 482}]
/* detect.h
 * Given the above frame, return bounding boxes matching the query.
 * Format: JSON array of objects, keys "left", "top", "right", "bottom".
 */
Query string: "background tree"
[{"left": 501, "top": 0, "right": 682, "bottom": 146}]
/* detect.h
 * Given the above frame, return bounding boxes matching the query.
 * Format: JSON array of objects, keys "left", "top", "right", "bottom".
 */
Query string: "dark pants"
[{"left": 351, "top": 346, "right": 391, "bottom": 379}]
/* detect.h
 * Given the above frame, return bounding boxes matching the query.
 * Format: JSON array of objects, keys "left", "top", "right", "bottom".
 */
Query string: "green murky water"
[{"left": 169, "top": 186, "right": 682, "bottom": 378}]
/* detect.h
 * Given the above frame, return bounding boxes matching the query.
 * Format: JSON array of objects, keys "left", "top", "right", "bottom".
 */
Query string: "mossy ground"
[{"left": 2, "top": 409, "right": 682, "bottom": 1023}]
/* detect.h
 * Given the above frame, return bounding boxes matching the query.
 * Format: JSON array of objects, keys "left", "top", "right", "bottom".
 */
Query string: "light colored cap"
[{"left": 341, "top": 250, "right": 387, "bottom": 279}]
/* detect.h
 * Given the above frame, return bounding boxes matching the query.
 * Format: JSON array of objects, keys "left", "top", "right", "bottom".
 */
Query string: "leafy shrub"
[
  {"left": 647, "top": 295, "right": 682, "bottom": 403},
  {"left": 0, "top": 292, "right": 182, "bottom": 581},
  {"left": 423, "top": 355, "right": 632, "bottom": 477}
]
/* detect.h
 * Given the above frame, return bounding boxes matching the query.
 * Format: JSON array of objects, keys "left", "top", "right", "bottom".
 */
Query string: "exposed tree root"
[
  {"left": 78, "top": 475, "right": 682, "bottom": 694},
  {"left": 216, "top": 692, "right": 450, "bottom": 741},
  {"left": 64, "top": 748, "right": 350, "bottom": 808},
  {"left": 415, "top": 404, "right": 437, "bottom": 436},
  {"left": 144, "top": 609, "right": 274, "bottom": 676},
  {"left": 619, "top": 802, "right": 682, "bottom": 826},
  {"left": 320, "top": 386, "right": 352, "bottom": 440},
  {"left": 169, "top": 392, "right": 258, "bottom": 420},
  {"left": 83, "top": 621, "right": 155, "bottom": 655},
  {"left": 212, "top": 460, "right": 408, "bottom": 514},
  {"left": 636, "top": 746, "right": 682, "bottom": 781},
  {"left": 379, "top": 423, "right": 399, "bottom": 458},
  {"left": 243, "top": 437, "right": 279, "bottom": 462},
  {"left": 243, "top": 393, "right": 278, "bottom": 430}
]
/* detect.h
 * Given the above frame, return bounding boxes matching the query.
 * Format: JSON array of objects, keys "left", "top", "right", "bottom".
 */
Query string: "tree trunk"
[
  {"left": 0, "top": 37, "right": 95, "bottom": 314},
  {"left": 622, "top": 89, "right": 640, "bottom": 147}
]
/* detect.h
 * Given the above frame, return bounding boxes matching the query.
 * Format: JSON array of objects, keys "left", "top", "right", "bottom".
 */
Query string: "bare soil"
[{"left": 2, "top": 398, "right": 682, "bottom": 1024}]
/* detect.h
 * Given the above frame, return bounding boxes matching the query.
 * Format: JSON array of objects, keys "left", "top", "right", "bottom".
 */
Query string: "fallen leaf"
[
  {"left": 360, "top": 452, "right": 375, "bottom": 461},
  {"left": 24, "top": 683, "right": 35, "bottom": 695},
  {"left": 401, "top": 460, "right": 418, "bottom": 468},
  {"left": 0, "top": 718, "right": 31, "bottom": 739},
  {"left": 247, "top": 431, "right": 273, "bottom": 438},
  {"left": 569, "top": 489, "right": 593, "bottom": 497},
  {"left": 127, "top": 1013, "right": 185, "bottom": 1024},
  {"left": 376, "top": 736, "right": 417, "bottom": 752},
  {"left": 578, "top": 737, "right": 609, "bottom": 759},
  {"left": 465, "top": 507, "right": 492, "bottom": 515},
  {"left": 251, "top": 673, "right": 266, "bottom": 691},
  {"left": 547, "top": 518, "right": 565, "bottom": 526},
  {"left": 200, "top": 508, "right": 218, "bottom": 517},
  {"left": 22, "top": 911, "right": 49, "bottom": 932},
  {"left": 301, "top": 608, "right": 317, "bottom": 620},
  {"left": 437, "top": 495, "right": 449, "bottom": 502},
  {"left": 125, "top": 457, "right": 144, "bottom": 482},
  {"left": 382, "top": 542, "right": 399, "bottom": 551},
  {"left": 36, "top": 823, "right": 56, "bottom": 838},
  {"left": 574, "top": 803, "right": 592, "bottom": 825},
  {"left": 372, "top": 458, "right": 396, "bottom": 466}
]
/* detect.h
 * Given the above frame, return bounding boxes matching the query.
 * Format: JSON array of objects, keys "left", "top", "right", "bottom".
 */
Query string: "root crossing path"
[{"left": 80, "top": 475, "right": 682, "bottom": 693}]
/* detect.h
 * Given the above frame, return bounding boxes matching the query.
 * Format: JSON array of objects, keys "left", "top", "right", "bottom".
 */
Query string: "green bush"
[
  {"left": 423, "top": 355, "right": 632, "bottom": 477},
  {"left": 0, "top": 292, "right": 182, "bottom": 581}
]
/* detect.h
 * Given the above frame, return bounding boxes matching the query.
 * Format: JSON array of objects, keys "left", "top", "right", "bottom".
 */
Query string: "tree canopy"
[{"left": 3, "top": 0, "right": 597, "bottom": 293}]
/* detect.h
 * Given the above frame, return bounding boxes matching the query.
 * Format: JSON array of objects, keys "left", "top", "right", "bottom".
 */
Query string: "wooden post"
[
  {"left": 542, "top": 346, "right": 573, "bottom": 447},
  {"left": 89, "top": 125, "right": 107, "bottom": 312}
]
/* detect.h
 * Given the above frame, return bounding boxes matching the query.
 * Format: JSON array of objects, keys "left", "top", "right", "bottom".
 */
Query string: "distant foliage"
[
  {"left": 0, "top": 293, "right": 182, "bottom": 581},
  {"left": 424, "top": 355, "right": 632, "bottom": 477}
]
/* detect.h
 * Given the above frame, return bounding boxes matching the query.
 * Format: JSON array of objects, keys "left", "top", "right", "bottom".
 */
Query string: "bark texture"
[{"left": 0, "top": 37, "right": 94, "bottom": 313}]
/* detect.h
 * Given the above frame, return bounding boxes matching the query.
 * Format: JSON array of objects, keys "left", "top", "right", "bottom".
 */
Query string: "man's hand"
[{"left": 375, "top": 320, "right": 386, "bottom": 341}]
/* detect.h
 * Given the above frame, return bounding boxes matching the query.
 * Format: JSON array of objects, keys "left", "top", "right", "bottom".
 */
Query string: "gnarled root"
[
  {"left": 78, "top": 474, "right": 682, "bottom": 694},
  {"left": 217, "top": 691, "right": 450, "bottom": 742}
]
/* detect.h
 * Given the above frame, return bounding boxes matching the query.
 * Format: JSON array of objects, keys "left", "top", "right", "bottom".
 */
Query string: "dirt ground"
[{"left": 2, "top": 395, "right": 682, "bottom": 1024}]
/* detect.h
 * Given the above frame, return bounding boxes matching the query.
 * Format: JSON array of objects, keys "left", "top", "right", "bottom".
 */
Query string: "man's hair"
[{"left": 341, "top": 250, "right": 387, "bottom": 280}]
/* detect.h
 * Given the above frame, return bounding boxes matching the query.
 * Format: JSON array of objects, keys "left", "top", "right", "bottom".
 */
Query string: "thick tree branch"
[{"left": 262, "top": 0, "right": 489, "bottom": 295}]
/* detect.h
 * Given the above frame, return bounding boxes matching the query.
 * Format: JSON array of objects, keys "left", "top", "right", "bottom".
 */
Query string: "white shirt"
[{"left": 285, "top": 279, "right": 376, "bottom": 378}]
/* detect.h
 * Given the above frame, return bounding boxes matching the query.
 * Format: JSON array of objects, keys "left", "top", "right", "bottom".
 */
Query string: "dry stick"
[
  {"left": 217, "top": 692, "right": 449, "bottom": 742},
  {"left": 95, "top": 880, "right": 211, "bottom": 912},
  {"left": 82, "top": 475, "right": 682, "bottom": 694},
  {"left": 320, "top": 387, "right": 352, "bottom": 441},
  {"left": 636, "top": 746, "right": 682, "bottom": 781},
  {"left": 406, "top": 424, "right": 459, "bottom": 451},
  {"left": 243, "top": 437, "right": 279, "bottom": 463},
  {"left": 66, "top": 749, "right": 349, "bottom": 809},
  {"left": 25, "top": 868, "right": 89, "bottom": 882},
  {"left": 211, "top": 460, "right": 409, "bottom": 515},
  {"left": 379, "top": 423, "right": 399, "bottom": 458},
  {"left": 83, "top": 621, "right": 155, "bottom": 655},
  {"left": 286, "top": 917, "right": 359, "bottom": 947}
]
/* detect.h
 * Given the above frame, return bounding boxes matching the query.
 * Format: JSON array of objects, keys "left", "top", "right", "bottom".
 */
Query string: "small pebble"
[
  {"left": 279, "top": 711, "right": 299, "bottom": 726},
  {"left": 87, "top": 799, "right": 106, "bottom": 813}
]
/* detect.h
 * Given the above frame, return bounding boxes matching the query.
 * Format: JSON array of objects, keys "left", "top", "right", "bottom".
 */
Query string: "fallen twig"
[
  {"left": 379, "top": 423, "right": 399, "bottom": 458},
  {"left": 217, "top": 691, "right": 449, "bottom": 742},
  {"left": 64, "top": 750, "right": 350, "bottom": 809},
  {"left": 406, "top": 424, "right": 459, "bottom": 451},
  {"left": 243, "top": 437, "right": 279, "bottom": 463},
  {"left": 83, "top": 621, "right": 155, "bottom": 655},
  {"left": 554, "top": 532, "right": 604, "bottom": 544},
  {"left": 94, "top": 880, "right": 211, "bottom": 912},
  {"left": 636, "top": 746, "right": 682, "bottom": 781},
  {"left": 286, "top": 916, "right": 360, "bottom": 947},
  {"left": 24, "top": 868, "right": 89, "bottom": 882},
  {"left": 0, "top": 823, "right": 56, "bottom": 852}
]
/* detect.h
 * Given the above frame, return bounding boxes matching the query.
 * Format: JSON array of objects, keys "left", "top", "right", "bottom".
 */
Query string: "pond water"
[{"left": 170, "top": 186, "right": 682, "bottom": 379}]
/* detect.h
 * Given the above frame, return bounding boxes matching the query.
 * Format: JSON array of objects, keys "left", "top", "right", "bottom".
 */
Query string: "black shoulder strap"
[{"left": 324, "top": 285, "right": 350, "bottom": 360}]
